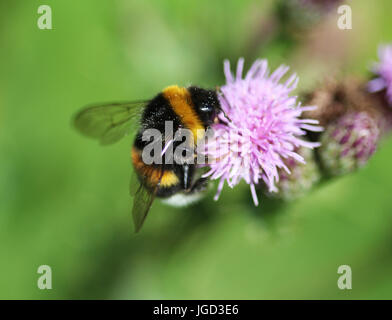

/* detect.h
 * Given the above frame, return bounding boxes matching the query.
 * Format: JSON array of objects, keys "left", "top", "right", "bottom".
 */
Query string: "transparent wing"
[
  {"left": 73, "top": 101, "right": 147, "bottom": 145},
  {"left": 130, "top": 169, "right": 163, "bottom": 233}
]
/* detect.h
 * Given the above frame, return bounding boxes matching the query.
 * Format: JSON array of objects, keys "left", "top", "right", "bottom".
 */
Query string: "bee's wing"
[
  {"left": 130, "top": 169, "right": 164, "bottom": 233},
  {"left": 73, "top": 101, "right": 147, "bottom": 145}
]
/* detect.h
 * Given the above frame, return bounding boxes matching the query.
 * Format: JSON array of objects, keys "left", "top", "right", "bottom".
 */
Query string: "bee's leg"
[
  {"left": 182, "top": 164, "right": 190, "bottom": 190},
  {"left": 181, "top": 163, "right": 196, "bottom": 191},
  {"left": 180, "top": 164, "right": 208, "bottom": 194}
]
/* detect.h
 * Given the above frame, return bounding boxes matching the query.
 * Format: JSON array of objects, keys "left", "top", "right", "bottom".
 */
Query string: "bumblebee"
[{"left": 74, "top": 85, "right": 220, "bottom": 232}]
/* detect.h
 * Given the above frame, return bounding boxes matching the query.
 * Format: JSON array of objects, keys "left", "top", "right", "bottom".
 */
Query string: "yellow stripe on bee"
[
  {"left": 160, "top": 171, "right": 180, "bottom": 187},
  {"left": 131, "top": 147, "right": 179, "bottom": 188},
  {"left": 162, "top": 85, "right": 205, "bottom": 143}
]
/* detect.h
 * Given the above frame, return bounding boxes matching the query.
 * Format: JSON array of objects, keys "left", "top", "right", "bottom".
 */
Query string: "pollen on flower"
[{"left": 202, "top": 58, "right": 323, "bottom": 206}]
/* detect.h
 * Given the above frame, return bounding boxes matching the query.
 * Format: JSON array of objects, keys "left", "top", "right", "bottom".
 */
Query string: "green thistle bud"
[
  {"left": 319, "top": 112, "right": 380, "bottom": 176},
  {"left": 274, "top": 147, "right": 321, "bottom": 200}
]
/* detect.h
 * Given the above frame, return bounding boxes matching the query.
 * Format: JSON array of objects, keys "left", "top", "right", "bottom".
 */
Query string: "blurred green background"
[{"left": 1, "top": 0, "right": 392, "bottom": 299}]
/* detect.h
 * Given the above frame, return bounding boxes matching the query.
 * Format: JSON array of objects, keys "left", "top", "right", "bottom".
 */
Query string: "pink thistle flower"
[
  {"left": 368, "top": 44, "right": 392, "bottom": 105},
  {"left": 203, "top": 58, "right": 323, "bottom": 206}
]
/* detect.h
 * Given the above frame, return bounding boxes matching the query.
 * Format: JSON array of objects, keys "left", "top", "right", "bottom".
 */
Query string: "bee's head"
[{"left": 188, "top": 86, "right": 221, "bottom": 126}]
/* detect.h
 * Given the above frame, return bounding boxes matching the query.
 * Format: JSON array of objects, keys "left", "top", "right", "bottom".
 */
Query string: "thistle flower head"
[
  {"left": 304, "top": 77, "right": 392, "bottom": 135},
  {"left": 319, "top": 112, "right": 380, "bottom": 176},
  {"left": 368, "top": 44, "right": 392, "bottom": 106},
  {"left": 203, "top": 58, "right": 323, "bottom": 206}
]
